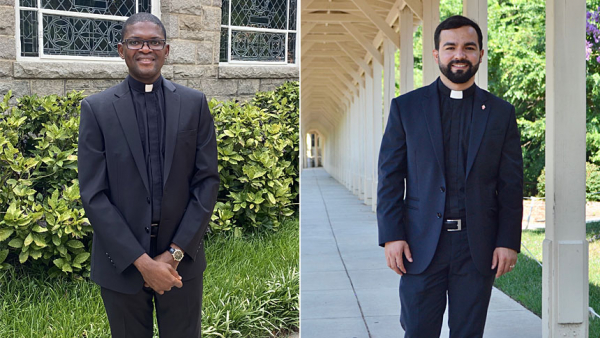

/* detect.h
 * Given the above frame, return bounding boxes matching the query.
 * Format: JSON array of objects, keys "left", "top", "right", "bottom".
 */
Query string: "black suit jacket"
[
  {"left": 377, "top": 80, "right": 523, "bottom": 276},
  {"left": 78, "top": 78, "right": 220, "bottom": 294}
]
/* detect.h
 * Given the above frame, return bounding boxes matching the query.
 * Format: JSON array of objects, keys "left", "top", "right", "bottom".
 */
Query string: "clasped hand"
[{"left": 134, "top": 252, "right": 182, "bottom": 295}]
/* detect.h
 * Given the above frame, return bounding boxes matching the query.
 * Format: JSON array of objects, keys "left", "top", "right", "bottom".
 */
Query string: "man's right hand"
[
  {"left": 385, "top": 240, "right": 413, "bottom": 275},
  {"left": 133, "top": 254, "right": 183, "bottom": 294}
]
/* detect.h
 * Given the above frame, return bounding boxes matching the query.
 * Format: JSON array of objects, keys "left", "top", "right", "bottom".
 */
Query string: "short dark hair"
[
  {"left": 121, "top": 13, "right": 167, "bottom": 40},
  {"left": 434, "top": 15, "right": 483, "bottom": 50}
]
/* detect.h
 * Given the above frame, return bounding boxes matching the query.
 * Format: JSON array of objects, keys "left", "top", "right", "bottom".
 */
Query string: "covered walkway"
[
  {"left": 301, "top": 168, "right": 542, "bottom": 337},
  {"left": 301, "top": 0, "right": 589, "bottom": 336}
]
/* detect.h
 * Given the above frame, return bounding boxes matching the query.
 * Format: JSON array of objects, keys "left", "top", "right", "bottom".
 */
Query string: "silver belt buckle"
[{"left": 446, "top": 219, "right": 462, "bottom": 232}]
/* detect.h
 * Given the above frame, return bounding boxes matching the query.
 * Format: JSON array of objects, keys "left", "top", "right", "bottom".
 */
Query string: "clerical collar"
[
  {"left": 127, "top": 75, "right": 163, "bottom": 93},
  {"left": 437, "top": 78, "right": 475, "bottom": 100}
]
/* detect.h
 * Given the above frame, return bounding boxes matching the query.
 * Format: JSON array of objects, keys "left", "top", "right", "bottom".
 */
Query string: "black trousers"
[
  {"left": 399, "top": 229, "right": 495, "bottom": 338},
  {"left": 100, "top": 275, "right": 203, "bottom": 338}
]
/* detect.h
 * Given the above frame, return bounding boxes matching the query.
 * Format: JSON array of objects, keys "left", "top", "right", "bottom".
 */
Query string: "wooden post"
[{"left": 543, "top": 0, "right": 588, "bottom": 337}]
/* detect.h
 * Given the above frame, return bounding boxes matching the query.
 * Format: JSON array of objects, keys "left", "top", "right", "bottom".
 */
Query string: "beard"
[{"left": 438, "top": 58, "right": 480, "bottom": 84}]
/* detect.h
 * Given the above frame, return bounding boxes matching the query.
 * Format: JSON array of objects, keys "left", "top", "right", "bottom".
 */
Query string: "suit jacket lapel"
[
  {"left": 423, "top": 82, "right": 445, "bottom": 175},
  {"left": 466, "top": 87, "right": 491, "bottom": 179},
  {"left": 113, "top": 81, "right": 150, "bottom": 194},
  {"left": 162, "top": 79, "right": 181, "bottom": 188}
]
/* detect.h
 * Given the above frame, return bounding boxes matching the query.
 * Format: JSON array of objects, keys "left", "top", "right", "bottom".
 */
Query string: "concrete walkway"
[{"left": 300, "top": 168, "right": 542, "bottom": 338}]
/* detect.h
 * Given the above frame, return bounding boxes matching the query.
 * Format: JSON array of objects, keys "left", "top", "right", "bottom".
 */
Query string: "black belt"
[
  {"left": 443, "top": 218, "right": 466, "bottom": 231},
  {"left": 150, "top": 223, "right": 159, "bottom": 237}
]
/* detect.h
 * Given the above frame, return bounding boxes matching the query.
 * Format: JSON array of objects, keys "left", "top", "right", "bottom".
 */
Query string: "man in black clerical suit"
[
  {"left": 78, "top": 13, "right": 219, "bottom": 338},
  {"left": 377, "top": 15, "right": 523, "bottom": 337}
]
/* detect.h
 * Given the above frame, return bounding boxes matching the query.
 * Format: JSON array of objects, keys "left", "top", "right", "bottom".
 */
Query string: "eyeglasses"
[{"left": 122, "top": 39, "right": 167, "bottom": 50}]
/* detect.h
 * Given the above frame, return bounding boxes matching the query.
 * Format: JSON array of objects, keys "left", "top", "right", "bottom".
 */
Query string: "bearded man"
[{"left": 377, "top": 15, "right": 523, "bottom": 338}]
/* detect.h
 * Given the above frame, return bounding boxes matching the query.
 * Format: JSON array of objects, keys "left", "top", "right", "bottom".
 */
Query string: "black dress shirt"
[
  {"left": 127, "top": 75, "right": 166, "bottom": 223},
  {"left": 437, "top": 78, "right": 476, "bottom": 219}
]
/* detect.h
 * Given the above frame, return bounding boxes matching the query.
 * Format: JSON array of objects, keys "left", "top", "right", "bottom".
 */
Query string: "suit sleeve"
[
  {"left": 377, "top": 98, "right": 408, "bottom": 247},
  {"left": 495, "top": 105, "right": 523, "bottom": 252},
  {"left": 78, "top": 98, "right": 146, "bottom": 273},
  {"left": 171, "top": 94, "right": 220, "bottom": 260}
]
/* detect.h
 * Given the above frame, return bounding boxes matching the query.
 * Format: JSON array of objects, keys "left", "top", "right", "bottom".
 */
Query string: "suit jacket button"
[
  {"left": 146, "top": 197, "right": 150, "bottom": 204},
  {"left": 440, "top": 187, "right": 445, "bottom": 192},
  {"left": 145, "top": 227, "right": 150, "bottom": 233},
  {"left": 437, "top": 212, "right": 442, "bottom": 218}
]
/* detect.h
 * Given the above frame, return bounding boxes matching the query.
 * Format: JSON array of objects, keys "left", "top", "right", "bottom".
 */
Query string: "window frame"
[
  {"left": 220, "top": 0, "right": 298, "bottom": 66},
  {"left": 14, "top": 0, "right": 161, "bottom": 62}
]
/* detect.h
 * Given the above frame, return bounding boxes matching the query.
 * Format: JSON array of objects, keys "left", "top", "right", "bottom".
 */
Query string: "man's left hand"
[
  {"left": 144, "top": 244, "right": 185, "bottom": 288},
  {"left": 154, "top": 250, "right": 179, "bottom": 270},
  {"left": 491, "top": 247, "right": 518, "bottom": 278}
]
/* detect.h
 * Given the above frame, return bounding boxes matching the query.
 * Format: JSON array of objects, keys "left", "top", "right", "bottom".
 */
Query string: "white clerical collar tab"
[
  {"left": 145, "top": 84, "right": 153, "bottom": 92},
  {"left": 450, "top": 90, "right": 463, "bottom": 99}
]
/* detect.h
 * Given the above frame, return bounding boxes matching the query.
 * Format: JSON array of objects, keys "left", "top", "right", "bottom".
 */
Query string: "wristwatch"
[{"left": 168, "top": 246, "right": 184, "bottom": 262}]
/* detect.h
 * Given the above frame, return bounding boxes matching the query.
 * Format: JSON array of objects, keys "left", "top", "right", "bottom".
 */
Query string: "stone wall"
[{"left": 0, "top": 0, "right": 298, "bottom": 102}]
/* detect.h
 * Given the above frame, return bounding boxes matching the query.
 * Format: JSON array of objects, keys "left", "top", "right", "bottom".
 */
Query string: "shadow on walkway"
[{"left": 300, "top": 168, "right": 542, "bottom": 338}]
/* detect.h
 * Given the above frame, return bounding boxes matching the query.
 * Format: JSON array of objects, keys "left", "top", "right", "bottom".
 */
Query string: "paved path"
[{"left": 300, "top": 168, "right": 542, "bottom": 338}]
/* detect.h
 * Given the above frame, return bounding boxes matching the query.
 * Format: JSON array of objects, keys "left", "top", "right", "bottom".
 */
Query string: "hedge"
[
  {"left": 0, "top": 81, "right": 299, "bottom": 275},
  {"left": 209, "top": 81, "right": 299, "bottom": 235},
  {"left": 537, "top": 162, "right": 600, "bottom": 202}
]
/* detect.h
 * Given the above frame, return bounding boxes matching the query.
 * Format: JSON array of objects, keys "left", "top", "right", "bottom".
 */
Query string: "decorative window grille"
[
  {"left": 16, "top": 0, "right": 154, "bottom": 60},
  {"left": 220, "top": 0, "right": 297, "bottom": 64}
]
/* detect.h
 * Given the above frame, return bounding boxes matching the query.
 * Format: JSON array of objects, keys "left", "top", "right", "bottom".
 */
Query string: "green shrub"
[
  {"left": 252, "top": 82, "right": 299, "bottom": 205},
  {"left": 209, "top": 81, "right": 299, "bottom": 234},
  {"left": 537, "top": 162, "right": 600, "bottom": 201},
  {"left": 0, "top": 81, "right": 299, "bottom": 275},
  {"left": 0, "top": 90, "right": 91, "bottom": 276},
  {"left": 517, "top": 117, "right": 546, "bottom": 196}
]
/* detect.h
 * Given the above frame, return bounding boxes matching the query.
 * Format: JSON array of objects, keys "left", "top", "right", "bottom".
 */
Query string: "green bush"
[
  {"left": 0, "top": 90, "right": 91, "bottom": 276},
  {"left": 252, "top": 82, "right": 300, "bottom": 206},
  {"left": 209, "top": 81, "right": 299, "bottom": 235},
  {"left": 0, "top": 81, "right": 299, "bottom": 275},
  {"left": 537, "top": 162, "right": 600, "bottom": 201},
  {"left": 517, "top": 117, "right": 546, "bottom": 196}
]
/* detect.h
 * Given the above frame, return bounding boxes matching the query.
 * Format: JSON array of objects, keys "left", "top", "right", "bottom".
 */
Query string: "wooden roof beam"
[
  {"left": 350, "top": 0, "right": 400, "bottom": 49},
  {"left": 336, "top": 42, "right": 373, "bottom": 78},
  {"left": 302, "top": 13, "right": 371, "bottom": 22},
  {"left": 302, "top": 23, "right": 317, "bottom": 38},
  {"left": 403, "top": 0, "right": 423, "bottom": 20},
  {"left": 303, "top": 34, "right": 354, "bottom": 42},
  {"left": 341, "top": 22, "right": 384, "bottom": 66}
]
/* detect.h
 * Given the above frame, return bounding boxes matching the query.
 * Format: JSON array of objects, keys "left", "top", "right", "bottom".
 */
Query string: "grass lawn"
[
  {"left": 0, "top": 218, "right": 299, "bottom": 338},
  {"left": 494, "top": 221, "right": 600, "bottom": 337}
]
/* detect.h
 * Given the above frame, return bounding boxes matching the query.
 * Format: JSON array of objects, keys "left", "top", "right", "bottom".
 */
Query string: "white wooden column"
[
  {"left": 383, "top": 38, "right": 397, "bottom": 127},
  {"left": 422, "top": 0, "right": 439, "bottom": 85},
  {"left": 400, "top": 5, "right": 415, "bottom": 95},
  {"left": 358, "top": 85, "right": 366, "bottom": 199},
  {"left": 336, "top": 126, "right": 341, "bottom": 181},
  {"left": 300, "top": 131, "right": 306, "bottom": 169},
  {"left": 345, "top": 110, "right": 352, "bottom": 190},
  {"left": 343, "top": 111, "right": 348, "bottom": 187},
  {"left": 543, "top": 0, "right": 588, "bottom": 337},
  {"left": 353, "top": 99, "right": 361, "bottom": 196},
  {"left": 364, "top": 74, "right": 375, "bottom": 205},
  {"left": 349, "top": 104, "right": 354, "bottom": 189},
  {"left": 372, "top": 61, "right": 383, "bottom": 211},
  {"left": 350, "top": 102, "right": 356, "bottom": 192},
  {"left": 463, "top": 0, "right": 488, "bottom": 90},
  {"left": 333, "top": 128, "right": 338, "bottom": 179},
  {"left": 316, "top": 134, "right": 322, "bottom": 167}
]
